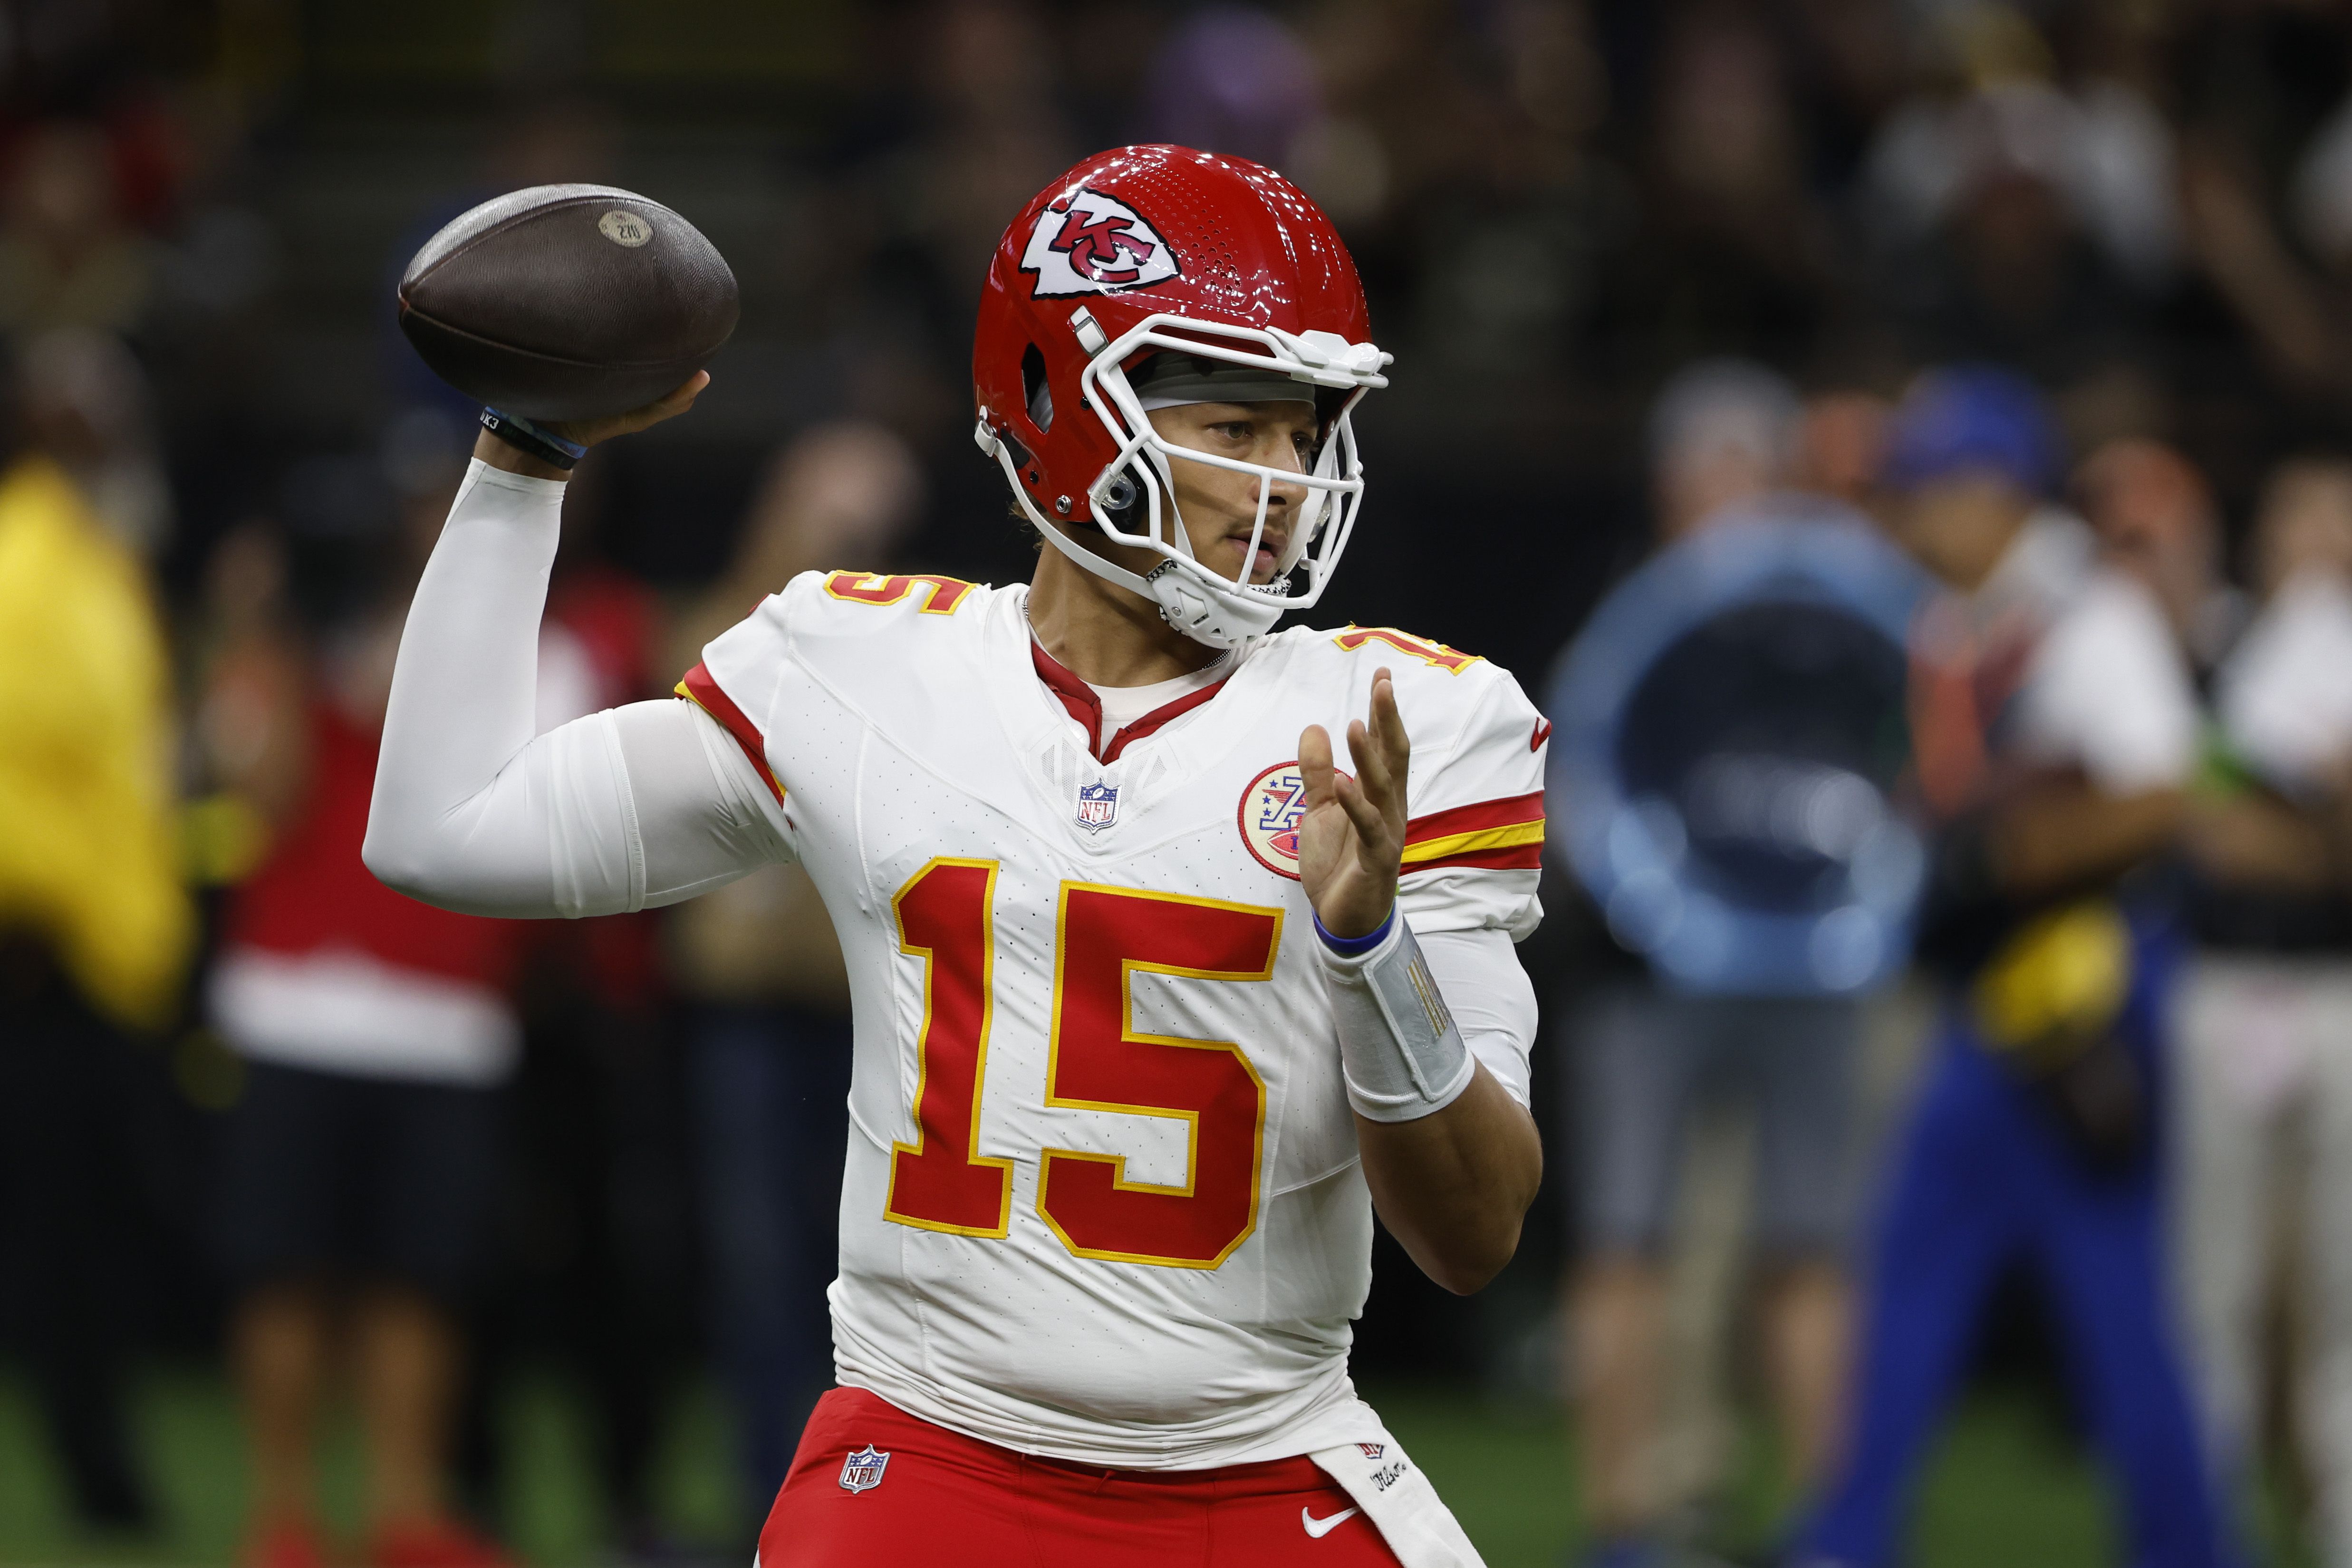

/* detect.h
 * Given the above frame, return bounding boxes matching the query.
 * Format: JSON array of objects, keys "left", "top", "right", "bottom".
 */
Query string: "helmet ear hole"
[
  {"left": 1099, "top": 467, "right": 1143, "bottom": 530},
  {"left": 1021, "top": 343, "right": 1052, "bottom": 432}
]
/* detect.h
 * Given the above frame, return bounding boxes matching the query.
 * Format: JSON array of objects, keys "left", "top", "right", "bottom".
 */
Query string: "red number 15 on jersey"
[{"left": 882, "top": 859, "right": 1282, "bottom": 1270}]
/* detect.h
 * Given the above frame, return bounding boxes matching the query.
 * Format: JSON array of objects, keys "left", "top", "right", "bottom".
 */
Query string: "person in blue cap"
[{"left": 1789, "top": 366, "right": 2239, "bottom": 1568}]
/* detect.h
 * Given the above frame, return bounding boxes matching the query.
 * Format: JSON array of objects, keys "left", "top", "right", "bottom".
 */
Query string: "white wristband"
[{"left": 1321, "top": 914, "right": 1476, "bottom": 1122}]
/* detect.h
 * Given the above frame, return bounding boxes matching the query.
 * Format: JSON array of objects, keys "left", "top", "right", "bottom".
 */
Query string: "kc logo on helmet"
[{"left": 1022, "top": 187, "right": 1179, "bottom": 298}]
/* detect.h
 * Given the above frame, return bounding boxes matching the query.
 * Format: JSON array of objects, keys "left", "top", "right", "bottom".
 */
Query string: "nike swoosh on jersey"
[{"left": 1301, "top": 1505, "right": 1360, "bottom": 1538}]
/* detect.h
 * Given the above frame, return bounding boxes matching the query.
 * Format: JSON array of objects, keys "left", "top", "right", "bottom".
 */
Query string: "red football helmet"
[{"left": 974, "top": 145, "right": 1390, "bottom": 647}]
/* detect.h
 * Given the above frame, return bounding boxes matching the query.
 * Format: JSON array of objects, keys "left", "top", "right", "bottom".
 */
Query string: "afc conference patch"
[
  {"left": 838, "top": 1444, "right": 890, "bottom": 1493},
  {"left": 1238, "top": 761, "right": 1309, "bottom": 879},
  {"left": 1075, "top": 779, "right": 1119, "bottom": 832}
]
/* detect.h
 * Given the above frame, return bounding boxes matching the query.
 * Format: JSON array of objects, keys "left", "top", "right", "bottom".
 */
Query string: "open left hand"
[{"left": 1298, "top": 667, "right": 1409, "bottom": 939}]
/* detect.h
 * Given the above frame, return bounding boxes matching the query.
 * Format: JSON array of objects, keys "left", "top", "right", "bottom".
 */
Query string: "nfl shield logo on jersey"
[
  {"left": 838, "top": 1444, "right": 889, "bottom": 1493},
  {"left": 1076, "top": 780, "right": 1119, "bottom": 833}
]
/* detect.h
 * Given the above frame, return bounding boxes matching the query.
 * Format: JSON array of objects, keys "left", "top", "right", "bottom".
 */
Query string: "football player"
[{"left": 366, "top": 147, "right": 1546, "bottom": 1567}]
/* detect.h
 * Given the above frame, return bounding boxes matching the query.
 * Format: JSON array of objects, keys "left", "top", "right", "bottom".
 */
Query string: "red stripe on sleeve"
[
  {"left": 1408, "top": 841, "right": 1545, "bottom": 873},
  {"left": 678, "top": 663, "right": 782, "bottom": 802},
  {"left": 1402, "top": 791, "right": 1546, "bottom": 846}
]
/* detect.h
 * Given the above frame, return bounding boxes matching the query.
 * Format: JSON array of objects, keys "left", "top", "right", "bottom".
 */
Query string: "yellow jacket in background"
[{"left": 0, "top": 455, "right": 192, "bottom": 1028}]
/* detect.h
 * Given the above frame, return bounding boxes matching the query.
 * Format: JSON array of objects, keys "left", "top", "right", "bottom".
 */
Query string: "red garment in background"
[
  {"left": 549, "top": 567, "right": 657, "bottom": 706},
  {"left": 534, "top": 566, "right": 663, "bottom": 1010},
  {"left": 224, "top": 698, "right": 519, "bottom": 990}
]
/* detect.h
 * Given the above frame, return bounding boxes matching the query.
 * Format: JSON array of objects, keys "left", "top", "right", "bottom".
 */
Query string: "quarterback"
[{"left": 366, "top": 147, "right": 1545, "bottom": 1567}]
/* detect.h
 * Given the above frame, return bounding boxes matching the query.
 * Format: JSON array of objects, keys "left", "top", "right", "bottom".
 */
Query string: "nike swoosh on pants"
[{"left": 1301, "top": 1505, "right": 1360, "bottom": 1538}]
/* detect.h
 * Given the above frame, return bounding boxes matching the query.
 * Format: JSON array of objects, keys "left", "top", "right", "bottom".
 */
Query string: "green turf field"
[{"left": 0, "top": 1366, "right": 2304, "bottom": 1567}]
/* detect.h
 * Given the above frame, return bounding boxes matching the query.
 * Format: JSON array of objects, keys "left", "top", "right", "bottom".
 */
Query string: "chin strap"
[
  {"left": 1139, "top": 558, "right": 1286, "bottom": 646},
  {"left": 983, "top": 430, "right": 1283, "bottom": 651}
]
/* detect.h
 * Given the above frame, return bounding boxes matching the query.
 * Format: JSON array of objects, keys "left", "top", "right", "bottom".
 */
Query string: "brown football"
[{"left": 396, "top": 183, "right": 738, "bottom": 423}]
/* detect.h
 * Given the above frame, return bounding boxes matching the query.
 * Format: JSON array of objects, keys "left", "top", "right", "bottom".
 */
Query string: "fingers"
[
  {"left": 1307, "top": 672, "right": 1412, "bottom": 871},
  {"left": 615, "top": 370, "right": 710, "bottom": 434},
  {"left": 1345, "top": 669, "right": 1410, "bottom": 831},
  {"left": 1344, "top": 718, "right": 1388, "bottom": 804},
  {"left": 1330, "top": 769, "right": 1390, "bottom": 848},
  {"left": 648, "top": 370, "right": 712, "bottom": 419},
  {"left": 549, "top": 371, "right": 711, "bottom": 446},
  {"left": 1299, "top": 723, "right": 1335, "bottom": 807},
  {"left": 1370, "top": 668, "right": 1410, "bottom": 772}
]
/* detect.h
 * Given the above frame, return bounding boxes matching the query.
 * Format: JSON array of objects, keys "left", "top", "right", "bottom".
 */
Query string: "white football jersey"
[{"left": 682, "top": 571, "right": 1547, "bottom": 1469}]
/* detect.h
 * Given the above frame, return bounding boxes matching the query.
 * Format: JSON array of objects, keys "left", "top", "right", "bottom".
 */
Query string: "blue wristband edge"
[{"left": 1313, "top": 907, "right": 1396, "bottom": 957}]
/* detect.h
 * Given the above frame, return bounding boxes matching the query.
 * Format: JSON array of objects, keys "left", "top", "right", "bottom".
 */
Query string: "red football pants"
[{"left": 758, "top": 1387, "right": 1404, "bottom": 1567}]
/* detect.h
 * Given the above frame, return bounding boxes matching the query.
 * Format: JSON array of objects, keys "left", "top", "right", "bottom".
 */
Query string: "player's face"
[
  {"left": 1144, "top": 401, "right": 1318, "bottom": 586},
  {"left": 1897, "top": 471, "right": 2033, "bottom": 592}
]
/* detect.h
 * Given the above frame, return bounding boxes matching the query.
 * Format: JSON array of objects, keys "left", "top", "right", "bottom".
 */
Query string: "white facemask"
[{"left": 981, "top": 308, "right": 1389, "bottom": 650}]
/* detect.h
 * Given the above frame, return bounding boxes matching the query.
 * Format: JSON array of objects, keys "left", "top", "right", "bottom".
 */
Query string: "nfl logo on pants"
[{"left": 838, "top": 1445, "right": 889, "bottom": 1493}]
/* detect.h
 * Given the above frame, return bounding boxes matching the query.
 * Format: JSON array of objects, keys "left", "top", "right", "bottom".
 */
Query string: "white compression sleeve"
[
  {"left": 365, "top": 460, "right": 789, "bottom": 919},
  {"left": 616, "top": 698, "right": 795, "bottom": 905},
  {"left": 1415, "top": 925, "right": 1538, "bottom": 1110}
]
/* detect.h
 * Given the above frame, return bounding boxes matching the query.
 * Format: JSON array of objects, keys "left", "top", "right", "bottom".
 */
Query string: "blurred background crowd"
[{"left": 16, "top": 0, "right": 2352, "bottom": 1565}]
